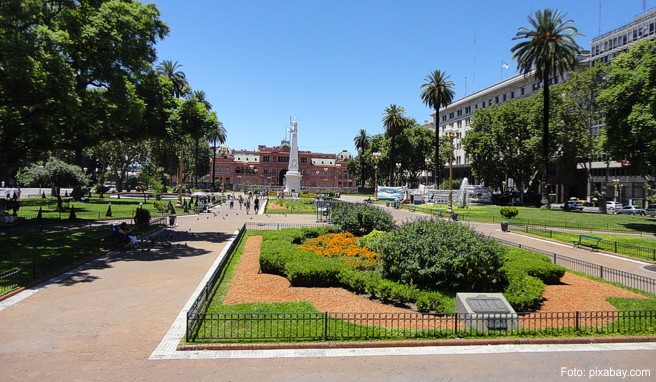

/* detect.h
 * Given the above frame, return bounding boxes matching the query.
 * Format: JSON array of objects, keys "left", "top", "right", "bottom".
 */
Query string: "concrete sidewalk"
[{"left": 0, "top": 196, "right": 654, "bottom": 381}]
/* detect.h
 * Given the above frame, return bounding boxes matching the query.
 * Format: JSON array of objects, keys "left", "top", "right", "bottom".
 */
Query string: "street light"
[
  {"left": 612, "top": 178, "right": 620, "bottom": 204},
  {"left": 396, "top": 162, "right": 401, "bottom": 187},
  {"left": 444, "top": 129, "right": 458, "bottom": 213},
  {"left": 424, "top": 158, "right": 432, "bottom": 186},
  {"left": 372, "top": 152, "right": 381, "bottom": 199}
]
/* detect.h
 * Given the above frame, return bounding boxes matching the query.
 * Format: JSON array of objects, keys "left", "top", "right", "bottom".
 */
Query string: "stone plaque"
[{"left": 466, "top": 296, "right": 511, "bottom": 314}]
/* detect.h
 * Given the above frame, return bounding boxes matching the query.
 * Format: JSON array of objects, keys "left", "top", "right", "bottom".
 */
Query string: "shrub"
[
  {"left": 415, "top": 291, "right": 445, "bottom": 313},
  {"left": 338, "top": 268, "right": 369, "bottom": 294},
  {"left": 390, "top": 283, "right": 418, "bottom": 305},
  {"left": 503, "top": 270, "right": 545, "bottom": 312},
  {"left": 153, "top": 201, "right": 167, "bottom": 213},
  {"left": 285, "top": 256, "right": 345, "bottom": 287},
  {"left": 378, "top": 219, "right": 507, "bottom": 292},
  {"left": 356, "top": 229, "right": 386, "bottom": 252},
  {"left": 331, "top": 203, "right": 395, "bottom": 236},
  {"left": 134, "top": 207, "right": 151, "bottom": 226},
  {"left": 502, "top": 248, "right": 565, "bottom": 285},
  {"left": 500, "top": 206, "right": 519, "bottom": 220},
  {"left": 299, "top": 232, "right": 380, "bottom": 270}
]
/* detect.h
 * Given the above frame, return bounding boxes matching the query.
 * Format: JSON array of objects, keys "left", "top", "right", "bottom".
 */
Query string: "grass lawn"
[
  {"left": 264, "top": 198, "right": 318, "bottom": 214},
  {"left": 409, "top": 204, "right": 656, "bottom": 234},
  {"left": 14, "top": 195, "right": 195, "bottom": 221}
]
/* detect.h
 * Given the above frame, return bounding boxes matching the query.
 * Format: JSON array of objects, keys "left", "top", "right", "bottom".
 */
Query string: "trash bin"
[
  {"left": 500, "top": 221, "right": 509, "bottom": 232},
  {"left": 169, "top": 215, "right": 177, "bottom": 227}
]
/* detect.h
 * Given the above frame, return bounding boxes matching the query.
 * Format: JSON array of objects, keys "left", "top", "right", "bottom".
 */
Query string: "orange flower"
[{"left": 299, "top": 232, "right": 380, "bottom": 270}]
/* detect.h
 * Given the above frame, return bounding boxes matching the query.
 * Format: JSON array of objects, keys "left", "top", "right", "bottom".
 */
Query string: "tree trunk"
[
  {"left": 434, "top": 108, "right": 440, "bottom": 187},
  {"left": 541, "top": 77, "right": 550, "bottom": 207}
]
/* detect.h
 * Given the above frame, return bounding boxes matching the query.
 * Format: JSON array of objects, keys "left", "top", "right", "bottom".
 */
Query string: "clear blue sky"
[{"left": 149, "top": 0, "right": 654, "bottom": 154}]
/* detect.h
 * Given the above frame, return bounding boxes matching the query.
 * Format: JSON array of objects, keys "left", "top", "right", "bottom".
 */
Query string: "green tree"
[
  {"left": 353, "top": 129, "right": 370, "bottom": 192},
  {"left": 17, "top": 158, "right": 88, "bottom": 210},
  {"left": 420, "top": 70, "right": 455, "bottom": 186},
  {"left": 511, "top": 8, "right": 582, "bottom": 206},
  {"left": 157, "top": 60, "right": 189, "bottom": 99},
  {"left": 208, "top": 121, "right": 227, "bottom": 190},
  {"left": 395, "top": 124, "right": 436, "bottom": 188},
  {"left": 599, "top": 39, "right": 656, "bottom": 189},
  {"left": 382, "top": 104, "right": 409, "bottom": 186}
]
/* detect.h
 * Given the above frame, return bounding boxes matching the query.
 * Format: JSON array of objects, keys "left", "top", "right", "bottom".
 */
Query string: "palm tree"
[
  {"left": 420, "top": 70, "right": 455, "bottom": 187},
  {"left": 157, "top": 59, "right": 189, "bottom": 198},
  {"left": 511, "top": 8, "right": 582, "bottom": 206},
  {"left": 156, "top": 60, "right": 189, "bottom": 99},
  {"left": 353, "top": 129, "right": 370, "bottom": 192},
  {"left": 192, "top": 90, "right": 212, "bottom": 110},
  {"left": 382, "top": 104, "right": 408, "bottom": 185},
  {"left": 208, "top": 121, "right": 227, "bottom": 190}
]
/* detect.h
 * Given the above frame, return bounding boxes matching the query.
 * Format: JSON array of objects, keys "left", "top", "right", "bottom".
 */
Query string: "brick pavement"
[{"left": 0, "top": 195, "right": 655, "bottom": 381}]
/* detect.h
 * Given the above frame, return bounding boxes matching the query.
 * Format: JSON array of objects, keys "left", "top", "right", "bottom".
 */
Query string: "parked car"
[
  {"left": 563, "top": 200, "right": 584, "bottom": 212},
  {"left": 619, "top": 205, "right": 647, "bottom": 216},
  {"left": 606, "top": 201, "right": 622, "bottom": 213},
  {"left": 646, "top": 207, "right": 656, "bottom": 217}
]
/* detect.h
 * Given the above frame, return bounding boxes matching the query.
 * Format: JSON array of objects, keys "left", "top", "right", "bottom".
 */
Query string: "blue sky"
[{"left": 149, "top": 0, "right": 654, "bottom": 154}]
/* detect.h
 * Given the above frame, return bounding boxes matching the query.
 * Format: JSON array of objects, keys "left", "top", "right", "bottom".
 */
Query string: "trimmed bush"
[
  {"left": 500, "top": 206, "right": 519, "bottom": 219},
  {"left": 134, "top": 207, "right": 151, "bottom": 226},
  {"left": 415, "top": 291, "right": 445, "bottom": 313},
  {"left": 378, "top": 219, "right": 507, "bottom": 292},
  {"left": 503, "top": 248, "right": 565, "bottom": 285},
  {"left": 285, "top": 256, "right": 345, "bottom": 287},
  {"left": 503, "top": 271, "right": 545, "bottom": 312},
  {"left": 357, "top": 229, "right": 386, "bottom": 252},
  {"left": 331, "top": 203, "right": 395, "bottom": 236}
]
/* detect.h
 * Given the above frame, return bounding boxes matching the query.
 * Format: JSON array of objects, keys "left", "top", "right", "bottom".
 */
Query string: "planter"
[{"left": 500, "top": 221, "right": 509, "bottom": 232}]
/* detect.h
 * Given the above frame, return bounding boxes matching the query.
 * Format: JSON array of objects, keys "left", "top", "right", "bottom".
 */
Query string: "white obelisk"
[{"left": 285, "top": 117, "right": 302, "bottom": 194}]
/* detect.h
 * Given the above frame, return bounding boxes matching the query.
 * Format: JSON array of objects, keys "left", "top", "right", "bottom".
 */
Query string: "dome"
[{"left": 337, "top": 150, "right": 353, "bottom": 161}]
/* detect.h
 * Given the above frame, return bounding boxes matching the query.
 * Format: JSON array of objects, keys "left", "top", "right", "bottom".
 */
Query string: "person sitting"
[{"left": 113, "top": 222, "right": 138, "bottom": 246}]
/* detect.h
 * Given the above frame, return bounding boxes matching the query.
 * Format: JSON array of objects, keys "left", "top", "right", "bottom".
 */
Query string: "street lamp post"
[
  {"left": 395, "top": 162, "right": 401, "bottom": 187},
  {"left": 372, "top": 152, "right": 381, "bottom": 199},
  {"left": 444, "top": 129, "right": 458, "bottom": 213},
  {"left": 424, "top": 158, "right": 432, "bottom": 186},
  {"left": 612, "top": 178, "right": 620, "bottom": 205}
]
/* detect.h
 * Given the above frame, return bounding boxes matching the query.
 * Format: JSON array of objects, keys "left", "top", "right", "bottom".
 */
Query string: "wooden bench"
[{"left": 574, "top": 234, "right": 602, "bottom": 251}]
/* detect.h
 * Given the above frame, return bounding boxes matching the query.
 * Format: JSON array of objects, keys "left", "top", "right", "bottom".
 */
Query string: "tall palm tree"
[
  {"left": 420, "top": 70, "right": 455, "bottom": 187},
  {"left": 353, "top": 129, "right": 370, "bottom": 192},
  {"left": 208, "top": 121, "right": 227, "bottom": 190},
  {"left": 382, "top": 104, "right": 408, "bottom": 185},
  {"left": 156, "top": 60, "right": 189, "bottom": 99},
  {"left": 156, "top": 59, "right": 189, "bottom": 197},
  {"left": 511, "top": 8, "right": 582, "bottom": 206}
]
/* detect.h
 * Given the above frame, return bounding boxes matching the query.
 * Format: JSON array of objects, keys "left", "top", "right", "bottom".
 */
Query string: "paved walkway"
[{"left": 1, "top": 196, "right": 655, "bottom": 381}]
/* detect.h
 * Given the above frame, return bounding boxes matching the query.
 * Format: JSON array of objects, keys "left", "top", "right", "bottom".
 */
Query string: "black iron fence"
[{"left": 186, "top": 310, "right": 656, "bottom": 342}]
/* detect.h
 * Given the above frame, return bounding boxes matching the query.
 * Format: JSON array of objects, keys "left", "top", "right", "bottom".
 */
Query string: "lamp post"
[
  {"left": 372, "top": 152, "right": 381, "bottom": 199},
  {"left": 444, "top": 129, "right": 458, "bottom": 213},
  {"left": 218, "top": 144, "right": 229, "bottom": 193},
  {"left": 424, "top": 158, "right": 432, "bottom": 186},
  {"left": 612, "top": 178, "right": 620, "bottom": 204},
  {"left": 395, "top": 162, "right": 401, "bottom": 187}
]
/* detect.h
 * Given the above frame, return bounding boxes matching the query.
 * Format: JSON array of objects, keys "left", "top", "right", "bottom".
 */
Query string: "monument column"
[{"left": 285, "top": 117, "right": 303, "bottom": 194}]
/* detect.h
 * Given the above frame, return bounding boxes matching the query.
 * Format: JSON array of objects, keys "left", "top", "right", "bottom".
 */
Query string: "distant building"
[
  {"left": 210, "top": 140, "right": 355, "bottom": 191},
  {"left": 590, "top": 8, "right": 656, "bottom": 66}
]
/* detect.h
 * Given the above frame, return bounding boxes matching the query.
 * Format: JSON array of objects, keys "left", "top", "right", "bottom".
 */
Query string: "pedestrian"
[
  {"left": 254, "top": 198, "right": 260, "bottom": 213},
  {"left": 245, "top": 198, "right": 251, "bottom": 214},
  {"left": 238, "top": 195, "right": 244, "bottom": 210},
  {"left": 229, "top": 197, "right": 234, "bottom": 209}
]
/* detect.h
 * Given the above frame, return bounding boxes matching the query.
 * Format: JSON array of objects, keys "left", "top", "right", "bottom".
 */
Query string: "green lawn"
[
  {"left": 264, "top": 198, "right": 318, "bottom": 214},
  {"left": 409, "top": 204, "right": 656, "bottom": 234}
]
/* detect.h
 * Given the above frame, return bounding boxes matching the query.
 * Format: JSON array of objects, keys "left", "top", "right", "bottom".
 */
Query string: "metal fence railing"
[
  {"left": 495, "top": 237, "right": 656, "bottom": 295},
  {"left": 510, "top": 224, "right": 656, "bottom": 262},
  {"left": 186, "top": 310, "right": 656, "bottom": 342}
]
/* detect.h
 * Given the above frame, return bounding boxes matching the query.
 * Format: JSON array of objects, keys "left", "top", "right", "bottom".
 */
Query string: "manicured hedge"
[
  {"left": 502, "top": 247, "right": 565, "bottom": 285},
  {"left": 331, "top": 204, "right": 395, "bottom": 236}
]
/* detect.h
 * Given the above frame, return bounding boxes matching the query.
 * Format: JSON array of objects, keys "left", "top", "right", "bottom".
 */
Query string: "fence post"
[
  {"left": 614, "top": 241, "right": 618, "bottom": 253},
  {"left": 454, "top": 313, "right": 459, "bottom": 334},
  {"left": 323, "top": 312, "right": 329, "bottom": 340},
  {"left": 600, "top": 266, "right": 604, "bottom": 280},
  {"left": 575, "top": 311, "right": 580, "bottom": 333}
]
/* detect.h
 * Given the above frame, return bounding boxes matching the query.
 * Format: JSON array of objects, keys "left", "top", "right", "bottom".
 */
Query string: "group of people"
[{"left": 227, "top": 192, "right": 261, "bottom": 215}]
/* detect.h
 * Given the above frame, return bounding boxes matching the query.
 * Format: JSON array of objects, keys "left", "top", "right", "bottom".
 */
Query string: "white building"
[{"left": 428, "top": 9, "right": 656, "bottom": 205}]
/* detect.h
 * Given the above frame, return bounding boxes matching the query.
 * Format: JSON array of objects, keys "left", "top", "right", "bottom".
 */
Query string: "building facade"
[
  {"left": 210, "top": 140, "right": 355, "bottom": 191},
  {"left": 428, "top": 9, "right": 656, "bottom": 205}
]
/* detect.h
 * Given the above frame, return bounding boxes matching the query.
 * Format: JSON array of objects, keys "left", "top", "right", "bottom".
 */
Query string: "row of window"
[
  {"left": 213, "top": 165, "right": 351, "bottom": 178},
  {"left": 591, "top": 21, "right": 656, "bottom": 57}
]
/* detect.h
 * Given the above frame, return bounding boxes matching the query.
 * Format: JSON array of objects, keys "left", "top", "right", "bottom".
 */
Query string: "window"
[
  {"left": 465, "top": 106, "right": 471, "bottom": 113},
  {"left": 510, "top": 91, "right": 515, "bottom": 99},
  {"left": 449, "top": 112, "right": 454, "bottom": 119},
  {"left": 277, "top": 156, "right": 289, "bottom": 162},
  {"left": 532, "top": 83, "right": 540, "bottom": 91},
  {"left": 495, "top": 96, "right": 499, "bottom": 104},
  {"left": 502, "top": 94, "right": 507, "bottom": 102},
  {"left": 457, "top": 109, "right": 462, "bottom": 116},
  {"left": 520, "top": 87, "right": 525, "bottom": 95},
  {"left": 262, "top": 155, "right": 270, "bottom": 162},
  {"left": 301, "top": 157, "right": 307, "bottom": 164}
]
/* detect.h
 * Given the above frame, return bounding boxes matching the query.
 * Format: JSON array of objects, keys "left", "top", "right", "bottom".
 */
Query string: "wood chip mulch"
[{"left": 223, "top": 236, "right": 645, "bottom": 329}]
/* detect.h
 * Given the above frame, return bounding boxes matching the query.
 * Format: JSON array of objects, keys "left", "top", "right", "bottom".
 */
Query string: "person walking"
[
  {"left": 254, "top": 197, "right": 260, "bottom": 214},
  {"left": 229, "top": 196, "right": 234, "bottom": 209},
  {"left": 238, "top": 195, "right": 244, "bottom": 210},
  {"left": 245, "top": 198, "right": 251, "bottom": 215}
]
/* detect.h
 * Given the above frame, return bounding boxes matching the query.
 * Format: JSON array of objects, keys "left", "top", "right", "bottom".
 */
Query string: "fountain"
[{"left": 456, "top": 177, "right": 469, "bottom": 207}]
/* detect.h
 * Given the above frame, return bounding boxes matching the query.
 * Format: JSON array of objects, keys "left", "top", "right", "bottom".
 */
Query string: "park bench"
[{"left": 573, "top": 234, "right": 602, "bottom": 251}]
